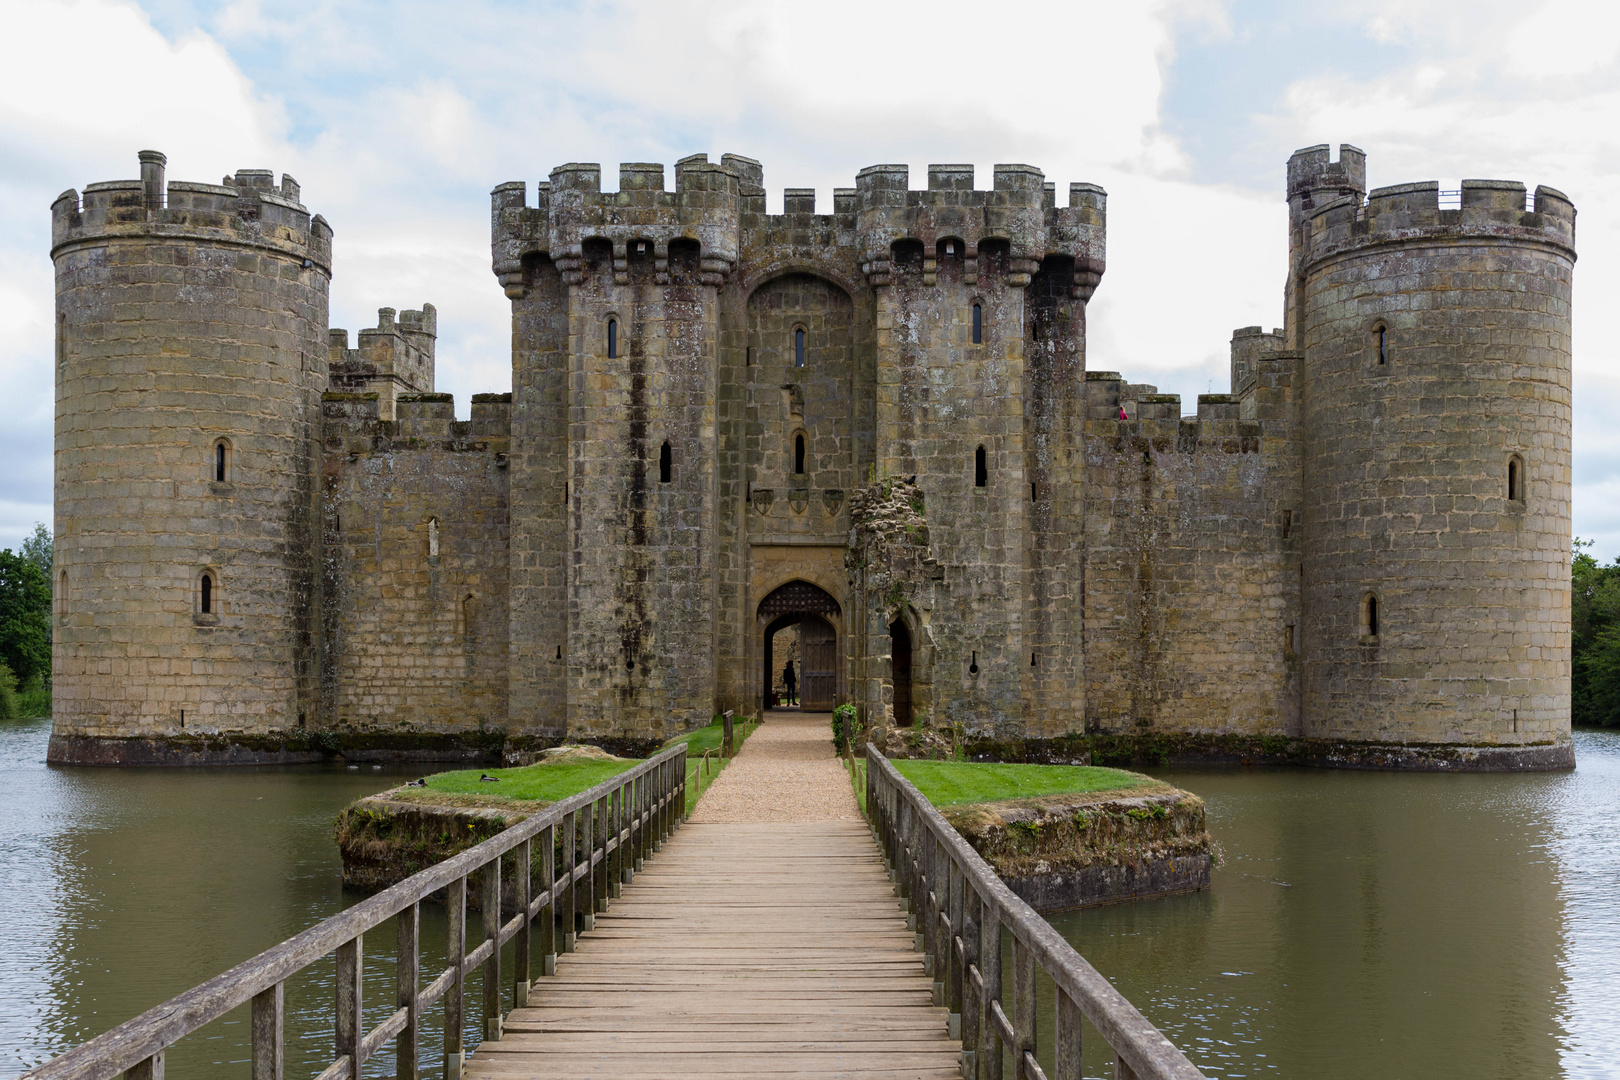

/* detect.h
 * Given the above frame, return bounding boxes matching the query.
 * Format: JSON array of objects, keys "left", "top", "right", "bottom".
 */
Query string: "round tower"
[
  {"left": 49, "top": 151, "right": 333, "bottom": 763},
  {"left": 1295, "top": 151, "right": 1576, "bottom": 768}
]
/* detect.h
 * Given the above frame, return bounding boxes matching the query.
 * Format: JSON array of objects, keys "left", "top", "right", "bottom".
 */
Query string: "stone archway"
[{"left": 759, "top": 581, "right": 841, "bottom": 713}]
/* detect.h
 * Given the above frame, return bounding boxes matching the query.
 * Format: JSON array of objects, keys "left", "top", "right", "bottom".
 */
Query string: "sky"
[{"left": 2, "top": 0, "right": 1619, "bottom": 557}]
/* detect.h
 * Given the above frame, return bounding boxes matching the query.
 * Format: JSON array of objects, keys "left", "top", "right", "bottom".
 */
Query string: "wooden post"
[
  {"left": 980, "top": 907, "right": 1003, "bottom": 1080},
  {"left": 1114, "top": 1055, "right": 1141, "bottom": 1080},
  {"left": 594, "top": 796, "right": 609, "bottom": 914},
  {"left": 514, "top": 838, "right": 531, "bottom": 1007},
  {"left": 482, "top": 858, "right": 502, "bottom": 1041},
  {"left": 722, "top": 712, "right": 734, "bottom": 757},
  {"left": 580, "top": 800, "right": 596, "bottom": 930},
  {"left": 250, "top": 982, "right": 283, "bottom": 1080},
  {"left": 947, "top": 856, "right": 964, "bottom": 1036},
  {"left": 960, "top": 885, "right": 982, "bottom": 1080},
  {"left": 445, "top": 875, "right": 466, "bottom": 1080},
  {"left": 335, "top": 935, "right": 362, "bottom": 1073},
  {"left": 560, "top": 810, "right": 577, "bottom": 951},
  {"left": 125, "top": 1052, "right": 163, "bottom": 1080},
  {"left": 396, "top": 904, "right": 419, "bottom": 1080},
  {"left": 610, "top": 786, "right": 623, "bottom": 898},
  {"left": 1056, "top": 988, "right": 1082, "bottom": 1080},
  {"left": 539, "top": 823, "right": 557, "bottom": 975},
  {"left": 1012, "top": 937, "right": 1036, "bottom": 1080}
]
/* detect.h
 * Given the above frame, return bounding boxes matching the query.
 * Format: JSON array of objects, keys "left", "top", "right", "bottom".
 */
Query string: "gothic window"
[
  {"left": 794, "top": 327, "right": 806, "bottom": 368},
  {"left": 607, "top": 318, "right": 618, "bottom": 359},
  {"left": 1508, "top": 455, "right": 1525, "bottom": 502},
  {"left": 1375, "top": 324, "right": 1387, "bottom": 366},
  {"left": 660, "top": 441, "right": 672, "bottom": 484},
  {"left": 972, "top": 303, "right": 983, "bottom": 345},
  {"left": 794, "top": 433, "right": 806, "bottom": 475},
  {"left": 975, "top": 445, "right": 987, "bottom": 487},
  {"left": 427, "top": 517, "right": 441, "bottom": 558},
  {"left": 58, "top": 570, "right": 67, "bottom": 621},
  {"left": 200, "top": 571, "right": 215, "bottom": 615}
]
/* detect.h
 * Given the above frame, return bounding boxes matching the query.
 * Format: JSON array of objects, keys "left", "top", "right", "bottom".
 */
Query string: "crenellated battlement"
[
  {"left": 51, "top": 151, "right": 332, "bottom": 271},
  {"left": 321, "top": 390, "right": 511, "bottom": 453},
  {"left": 1300, "top": 176, "right": 1576, "bottom": 267},
  {"left": 328, "top": 304, "right": 438, "bottom": 420},
  {"left": 491, "top": 155, "right": 1106, "bottom": 299}
]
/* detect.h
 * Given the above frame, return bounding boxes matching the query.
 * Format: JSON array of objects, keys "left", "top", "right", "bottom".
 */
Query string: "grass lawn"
[
  {"left": 411, "top": 717, "right": 758, "bottom": 816},
  {"left": 422, "top": 756, "right": 638, "bottom": 803},
  {"left": 892, "top": 759, "right": 1149, "bottom": 808}
]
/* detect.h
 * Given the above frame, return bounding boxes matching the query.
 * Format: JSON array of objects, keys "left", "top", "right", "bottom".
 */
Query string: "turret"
[
  {"left": 1283, "top": 144, "right": 1365, "bottom": 348},
  {"left": 1294, "top": 150, "right": 1576, "bottom": 766},
  {"left": 49, "top": 151, "right": 332, "bottom": 763}
]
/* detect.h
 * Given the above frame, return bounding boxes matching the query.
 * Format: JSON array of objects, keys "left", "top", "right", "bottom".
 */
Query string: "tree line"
[
  {"left": 0, "top": 523, "right": 51, "bottom": 718},
  {"left": 1574, "top": 539, "right": 1620, "bottom": 726}
]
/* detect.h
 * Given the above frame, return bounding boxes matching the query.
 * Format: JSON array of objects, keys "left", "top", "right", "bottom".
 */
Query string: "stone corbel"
[
  {"left": 613, "top": 241, "right": 629, "bottom": 286},
  {"left": 963, "top": 243, "right": 978, "bottom": 286},
  {"left": 1007, "top": 256, "right": 1041, "bottom": 288}
]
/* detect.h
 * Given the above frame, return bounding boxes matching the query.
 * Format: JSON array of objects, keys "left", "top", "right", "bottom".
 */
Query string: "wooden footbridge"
[{"left": 24, "top": 720, "right": 1205, "bottom": 1080}]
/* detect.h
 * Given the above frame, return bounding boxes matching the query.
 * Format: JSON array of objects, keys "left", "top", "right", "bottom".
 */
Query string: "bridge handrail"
[
  {"left": 866, "top": 745, "right": 1206, "bottom": 1080},
  {"left": 22, "top": 744, "right": 688, "bottom": 1080}
]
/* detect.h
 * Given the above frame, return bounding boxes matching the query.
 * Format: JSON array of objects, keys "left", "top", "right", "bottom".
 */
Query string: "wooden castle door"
[{"left": 800, "top": 616, "right": 837, "bottom": 711}]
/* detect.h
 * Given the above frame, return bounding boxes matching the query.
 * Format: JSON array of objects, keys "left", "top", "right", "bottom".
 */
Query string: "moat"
[{"left": 2, "top": 718, "right": 1615, "bottom": 1079}]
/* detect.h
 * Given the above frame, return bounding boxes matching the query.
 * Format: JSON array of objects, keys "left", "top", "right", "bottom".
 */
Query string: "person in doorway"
[{"left": 782, "top": 660, "right": 798, "bottom": 706}]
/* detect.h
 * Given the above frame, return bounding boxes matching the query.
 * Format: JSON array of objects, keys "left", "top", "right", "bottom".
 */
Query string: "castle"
[{"left": 47, "top": 145, "right": 1576, "bottom": 769}]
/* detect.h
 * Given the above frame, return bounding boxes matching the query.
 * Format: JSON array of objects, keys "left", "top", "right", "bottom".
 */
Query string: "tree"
[
  {"left": 20, "top": 522, "right": 51, "bottom": 577},
  {"left": 0, "top": 549, "right": 50, "bottom": 688},
  {"left": 1572, "top": 539, "right": 1620, "bottom": 726}
]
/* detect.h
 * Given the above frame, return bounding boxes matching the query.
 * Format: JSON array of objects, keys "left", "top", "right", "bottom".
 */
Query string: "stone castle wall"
[
  {"left": 49, "top": 146, "right": 1577, "bottom": 769},
  {"left": 49, "top": 154, "right": 331, "bottom": 763},
  {"left": 1296, "top": 164, "right": 1575, "bottom": 758},
  {"left": 1080, "top": 354, "right": 1303, "bottom": 739},
  {"left": 318, "top": 391, "right": 511, "bottom": 749}
]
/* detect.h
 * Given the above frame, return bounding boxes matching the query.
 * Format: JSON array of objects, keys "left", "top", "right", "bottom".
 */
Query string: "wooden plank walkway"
[{"left": 465, "top": 820, "right": 963, "bottom": 1079}]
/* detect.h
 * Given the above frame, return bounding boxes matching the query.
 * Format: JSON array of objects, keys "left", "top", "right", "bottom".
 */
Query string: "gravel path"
[{"left": 688, "top": 711, "right": 862, "bottom": 822}]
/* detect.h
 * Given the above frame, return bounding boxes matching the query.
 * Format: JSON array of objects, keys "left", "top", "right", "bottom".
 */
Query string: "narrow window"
[
  {"left": 58, "top": 570, "right": 67, "bottom": 620},
  {"left": 1508, "top": 456, "right": 1524, "bottom": 502},
  {"left": 794, "top": 434, "right": 806, "bottom": 475},
  {"left": 975, "top": 445, "right": 987, "bottom": 488},
  {"left": 607, "top": 318, "right": 618, "bottom": 359},
  {"left": 427, "top": 517, "right": 440, "bottom": 558},
  {"left": 1362, "top": 593, "right": 1380, "bottom": 639},
  {"left": 214, "top": 442, "right": 226, "bottom": 482},
  {"left": 659, "top": 441, "right": 672, "bottom": 483},
  {"left": 972, "top": 303, "right": 983, "bottom": 345},
  {"left": 1031, "top": 482, "right": 1037, "bottom": 502},
  {"left": 1282, "top": 509, "right": 1293, "bottom": 539},
  {"left": 746, "top": 346, "right": 753, "bottom": 367},
  {"left": 794, "top": 328, "right": 806, "bottom": 368},
  {"left": 201, "top": 572, "right": 214, "bottom": 615},
  {"left": 1376, "top": 325, "right": 1387, "bottom": 366},
  {"left": 1284, "top": 624, "right": 1296, "bottom": 658}
]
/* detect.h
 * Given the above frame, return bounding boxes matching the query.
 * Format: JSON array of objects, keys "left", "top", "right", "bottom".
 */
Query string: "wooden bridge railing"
[
  {"left": 22, "top": 745, "right": 687, "bottom": 1080},
  {"left": 867, "top": 746, "right": 1207, "bottom": 1080}
]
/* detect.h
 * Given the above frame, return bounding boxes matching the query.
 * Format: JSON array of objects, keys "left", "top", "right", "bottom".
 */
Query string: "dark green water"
[
  {"left": 1046, "top": 729, "right": 1620, "bottom": 1079},
  {"left": 3, "top": 718, "right": 1616, "bottom": 1078}
]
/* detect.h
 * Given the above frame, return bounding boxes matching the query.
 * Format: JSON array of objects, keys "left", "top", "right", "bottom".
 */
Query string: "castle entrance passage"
[{"left": 759, "top": 581, "right": 841, "bottom": 713}]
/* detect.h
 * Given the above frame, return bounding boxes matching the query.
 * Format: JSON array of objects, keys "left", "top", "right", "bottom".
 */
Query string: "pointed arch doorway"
[{"left": 759, "top": 581, "right": 841, "bottom": 713}]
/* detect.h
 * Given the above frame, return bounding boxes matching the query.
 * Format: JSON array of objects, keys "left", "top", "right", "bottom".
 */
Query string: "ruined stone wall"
[
  {"left": 49, "top": 154, "right": 331, "bottom": 763},
  {"left": 1082, "top": 356, "right": 1303, "bottom": 738},
  {"left": 319, "top": 393, "right": 510, "bottom": 741},
  {"left": 1297, "top": 173, "right": 1576, "bottom": 758}
]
